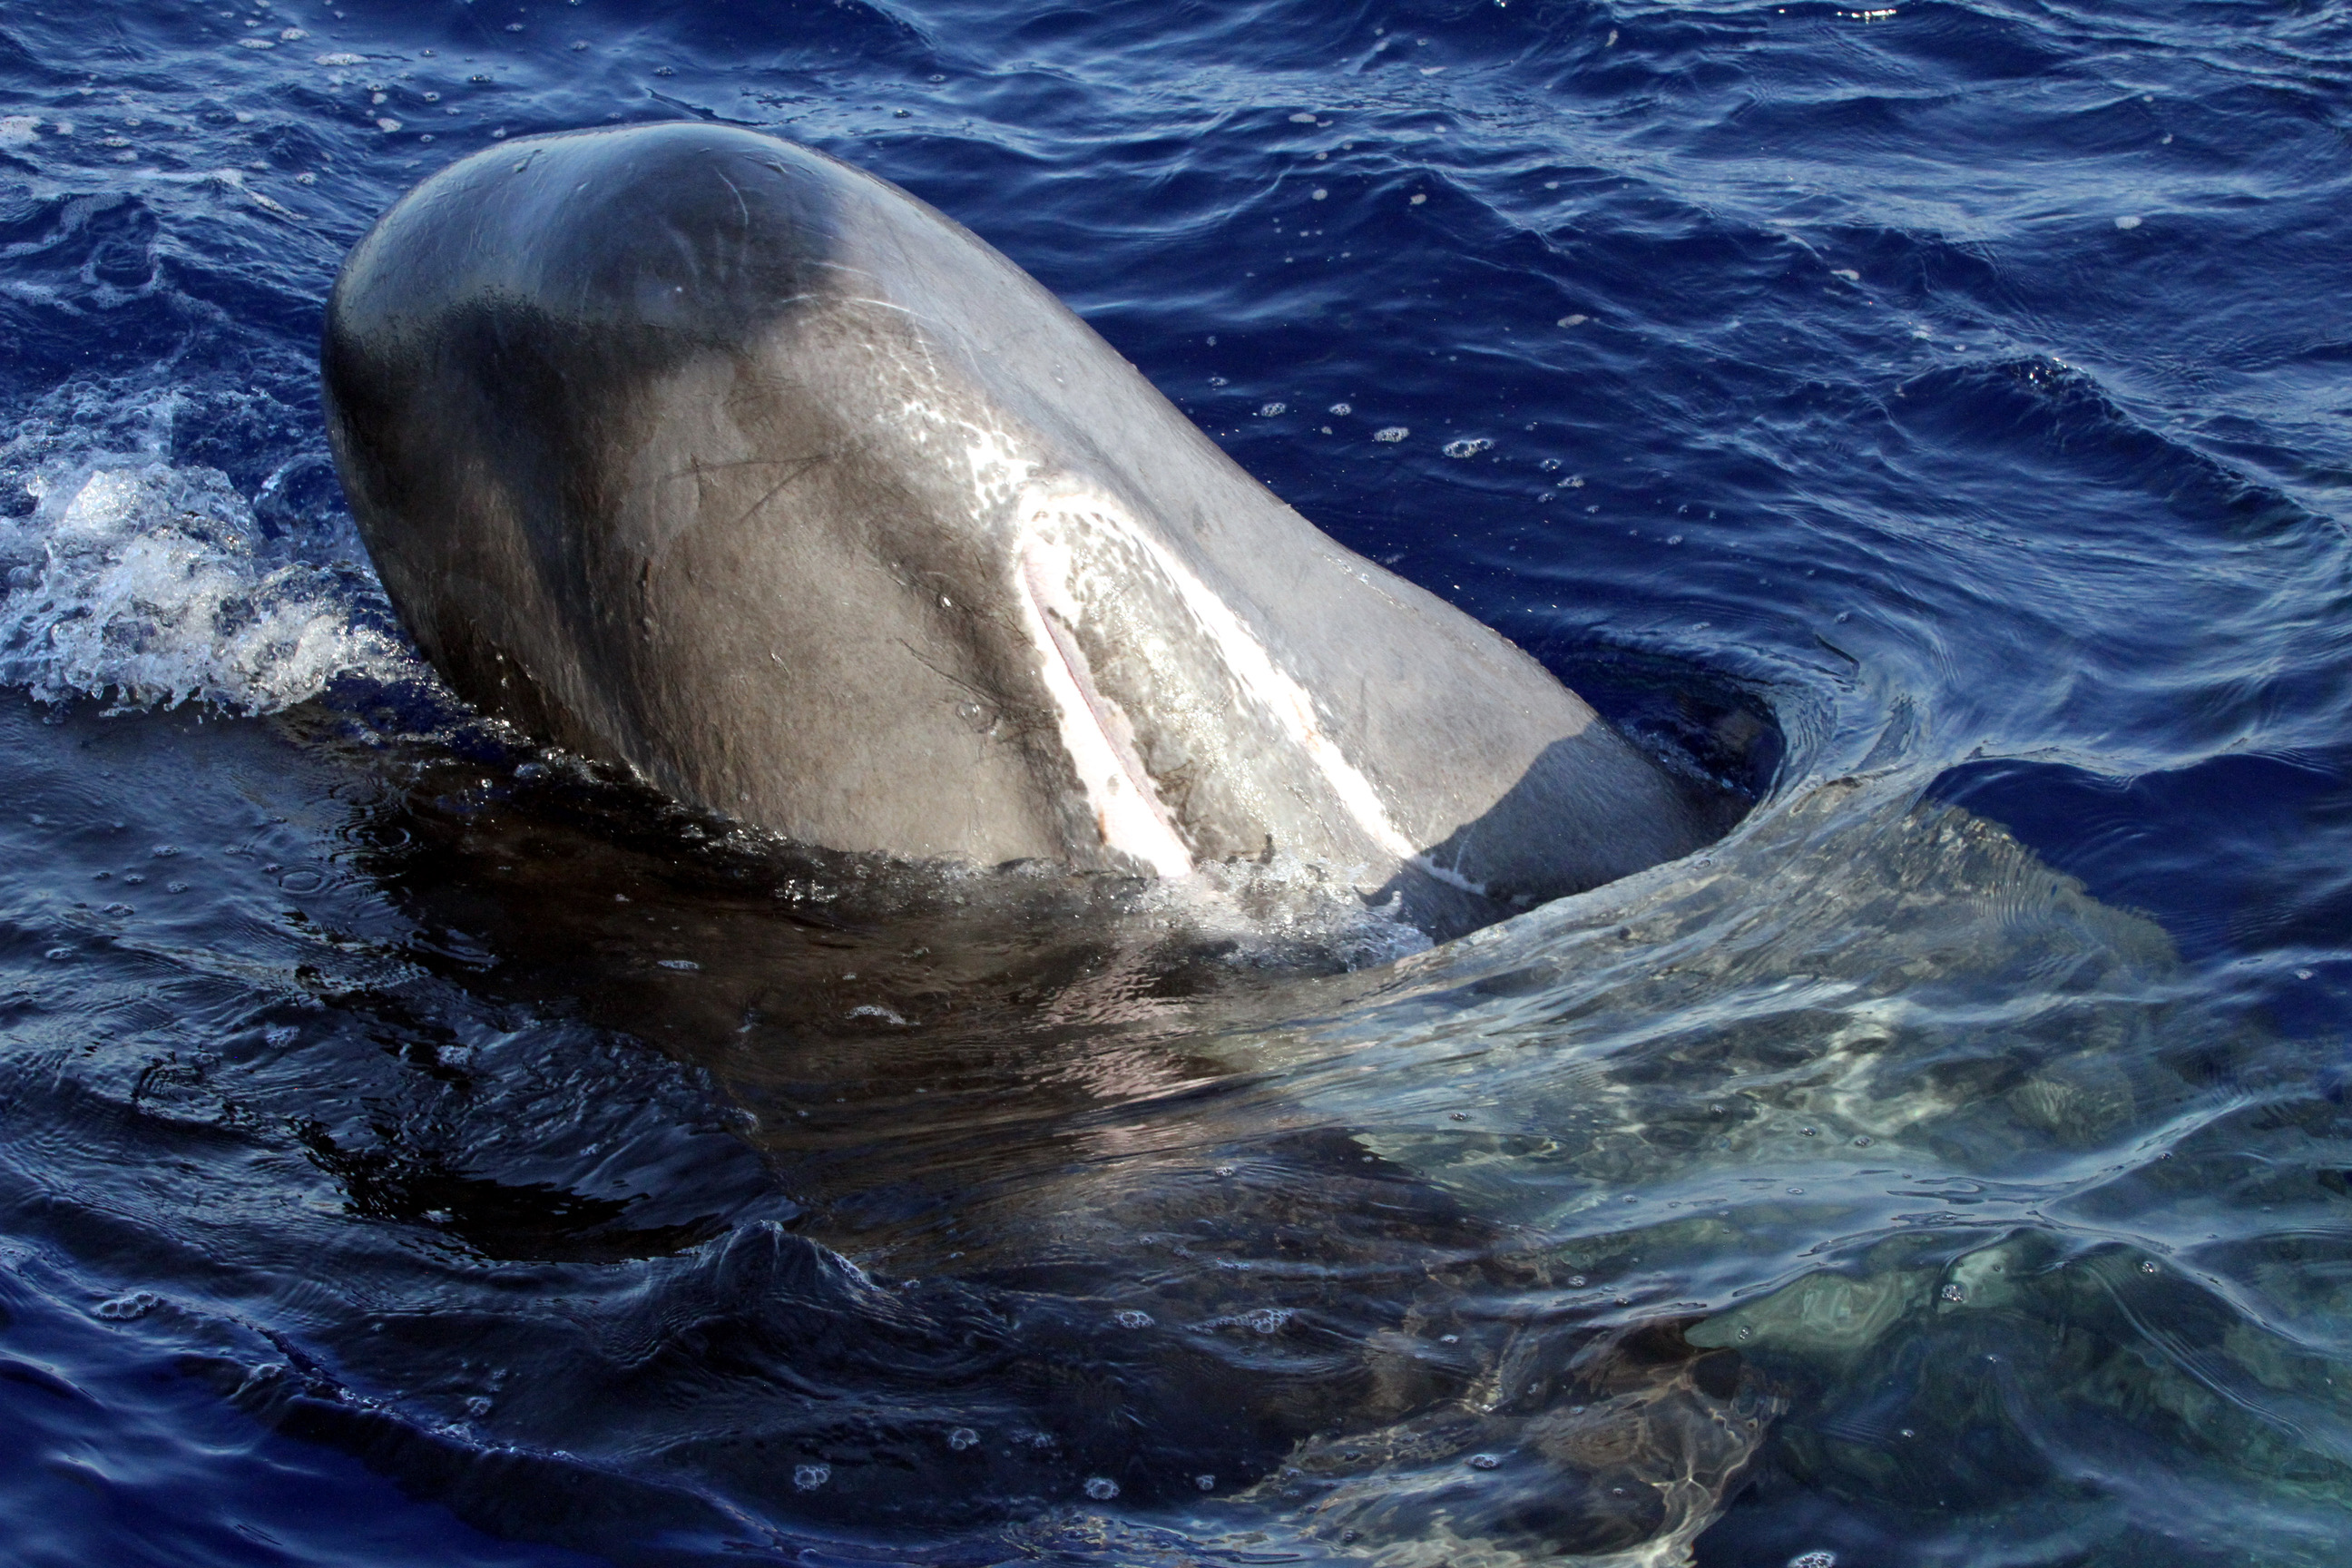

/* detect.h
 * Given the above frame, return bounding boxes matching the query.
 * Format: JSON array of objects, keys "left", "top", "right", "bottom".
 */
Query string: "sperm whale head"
[{"left": 323, "top": 122, "right": 1734, "bottom": 936}]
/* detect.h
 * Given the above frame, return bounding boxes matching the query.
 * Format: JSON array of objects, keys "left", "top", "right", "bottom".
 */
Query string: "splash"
[{"left": 0, "top": 462, "right": 418, "bottom": 713}]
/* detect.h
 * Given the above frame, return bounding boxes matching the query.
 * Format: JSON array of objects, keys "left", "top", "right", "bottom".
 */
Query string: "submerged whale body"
[{"left": 322, "top": 122, "right": 1730, "bottom": 933}]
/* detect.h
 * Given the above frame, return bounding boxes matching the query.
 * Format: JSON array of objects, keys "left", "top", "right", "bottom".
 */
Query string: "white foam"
[{"left": 0, "top": 462, "right": 418, "bottom": 713}]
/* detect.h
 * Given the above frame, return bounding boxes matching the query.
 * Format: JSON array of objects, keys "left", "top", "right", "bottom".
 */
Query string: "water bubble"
[
  {"left": 1311, "top": 188, "right": 1328, "bottom": 201},
  {"left": 657, "top": 958, "right": 700, "bottom": 971},
  {"left": 1466, "top": 1453, "right": 1502, "bottom": 1470},
  {"left": 1194, "top": 1473, "right": 1216, "bottom": 1490},
  {"left": 1439, "top": 1333, "right": 1459, "bottom": 1343},
  {"left": 465, "top": 1395, "right": 493, "bottom": 1417},
  {"left": 1789, "top": 1553, "right": 1838, "bottom": 1568},
  {"left": 1738, "top": 1326, "right": 1753, "bottom": 1342},
  {"left": 1373, "top": 426, "right": 1408, "bottom": 443},
  {"left": 1328, "top": 402, "right": 1351, "bottom": 415},
  {"left": 1083, "top": 1476, "right": 1120, "bottom": 1500},
  {"left": 44, "top": 947, "right": 71, "bottom": 961},
  {"left": 1939, "top": 1283, "right": 1966, "bottom": 1304},
  {"left": 1558, "top": 313, "right": 1589, "bottom": 327},
  {"left": 1567, "top": 1275, "right": 1586, "bottom": 1288},
  {"left": 792, "top": 1463, "right": 830, "bottom": 1491},
  {"left": 1289, "top": 112, "right": 1317, "bottom": 122},
  {"left": 2114, "top": 214, "right": 2141, "bottom": 230},
  {"left": 1112, "top": 1309, "right": 1154, "bottom": 1329},
  {"left": 1259, "top": 402, "right": 1287, "bottom": 416},
  {"left": 2141, "top": 1260, "right": 2159, "bottom": 1274},
  {"left": 103, "top": 903, "right": 131, "bottom": 916},
  {"left": 1240, "top": 1307, "right": 1292, "bottom": 1334},
  {"left": 94, "top": 1290, "right": 162, "bottom": 1319},
  {"left": 1852, "top": 1134, "right": 1872, "bottom": 1146},
  {"left": 1443, "top": 437, "right": 1492, "bottom": 459},
  {"left": 948, "top": 1426, "right": 979, "bottom": 1450}
]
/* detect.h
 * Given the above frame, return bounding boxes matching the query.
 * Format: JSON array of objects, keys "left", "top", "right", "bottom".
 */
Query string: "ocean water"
[{"left": 4, "top": 2, "right": 2351, "bottom": 1564}]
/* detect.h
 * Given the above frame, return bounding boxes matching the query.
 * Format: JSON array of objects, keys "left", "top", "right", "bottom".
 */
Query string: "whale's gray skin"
[{"left": 322, "top": 122, "right": 1730, "bottom": 932}]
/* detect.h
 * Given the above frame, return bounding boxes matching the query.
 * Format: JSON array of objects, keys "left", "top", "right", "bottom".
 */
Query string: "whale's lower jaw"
[
  {"left": 1012, "top": 479, "right": 1441, "bottom": 888},
  {"left": 1016, "top": 529, "right": 1193, "bottom": 880}
]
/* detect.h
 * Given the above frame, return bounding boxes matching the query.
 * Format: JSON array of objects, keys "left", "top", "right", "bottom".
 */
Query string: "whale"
[{"left": 321, "top": 122, "right": 1732, "bottom": 935}]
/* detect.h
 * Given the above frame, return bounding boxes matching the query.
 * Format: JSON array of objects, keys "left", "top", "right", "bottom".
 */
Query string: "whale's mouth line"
[{"left": 1016, "top": 541, "right": 1194, "bottom": 878}]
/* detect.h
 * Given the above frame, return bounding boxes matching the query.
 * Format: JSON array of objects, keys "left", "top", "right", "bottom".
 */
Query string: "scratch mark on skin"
[
  {"left": 727, "top": 455, "right": 831, "bottom": 534},
  {"left": 895, "top": 637, "right": 1018, "bottom": 733},
  {"left": 714, "top": 171, "right": 751, "bottom": 231},
  {"left": 649, "top": 453, "right": 835, "bottom": 539},
  {"left": 655, "top": 453, "right": 833, "bottom": 485},
  {"left": 834, "top": 294, "right": 921, "bottom": 318}
]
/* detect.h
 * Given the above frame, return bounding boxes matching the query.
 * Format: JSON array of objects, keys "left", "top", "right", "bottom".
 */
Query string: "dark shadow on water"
[{"left": 233, "top": 717, "right": 1779, "bottom": 1556}]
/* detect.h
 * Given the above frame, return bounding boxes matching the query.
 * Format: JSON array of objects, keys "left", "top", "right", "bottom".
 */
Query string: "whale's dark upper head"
[
  {"left": 326, "top": 128, "right": 846, "bottom": 742},
  {"left": 330, "top": 122, "right": 838, "bottom": 368},
  {"left": 324, "top": 123, "right": 1733, "bottom": 936}
]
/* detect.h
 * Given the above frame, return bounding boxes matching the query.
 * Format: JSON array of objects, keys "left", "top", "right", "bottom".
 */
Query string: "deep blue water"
[{"left": 5, "top": 2, "right": 2352, "bottom": 1564}]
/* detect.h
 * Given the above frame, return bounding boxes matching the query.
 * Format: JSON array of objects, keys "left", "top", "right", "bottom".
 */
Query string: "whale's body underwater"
[{"left": 323, "top": 123, "right": 1730, "bottom": 932}]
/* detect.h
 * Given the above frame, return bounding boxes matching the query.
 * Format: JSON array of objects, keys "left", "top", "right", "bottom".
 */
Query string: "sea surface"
[{"left": 4, "top": 2, "right": 2350, "bottom": 1564}]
